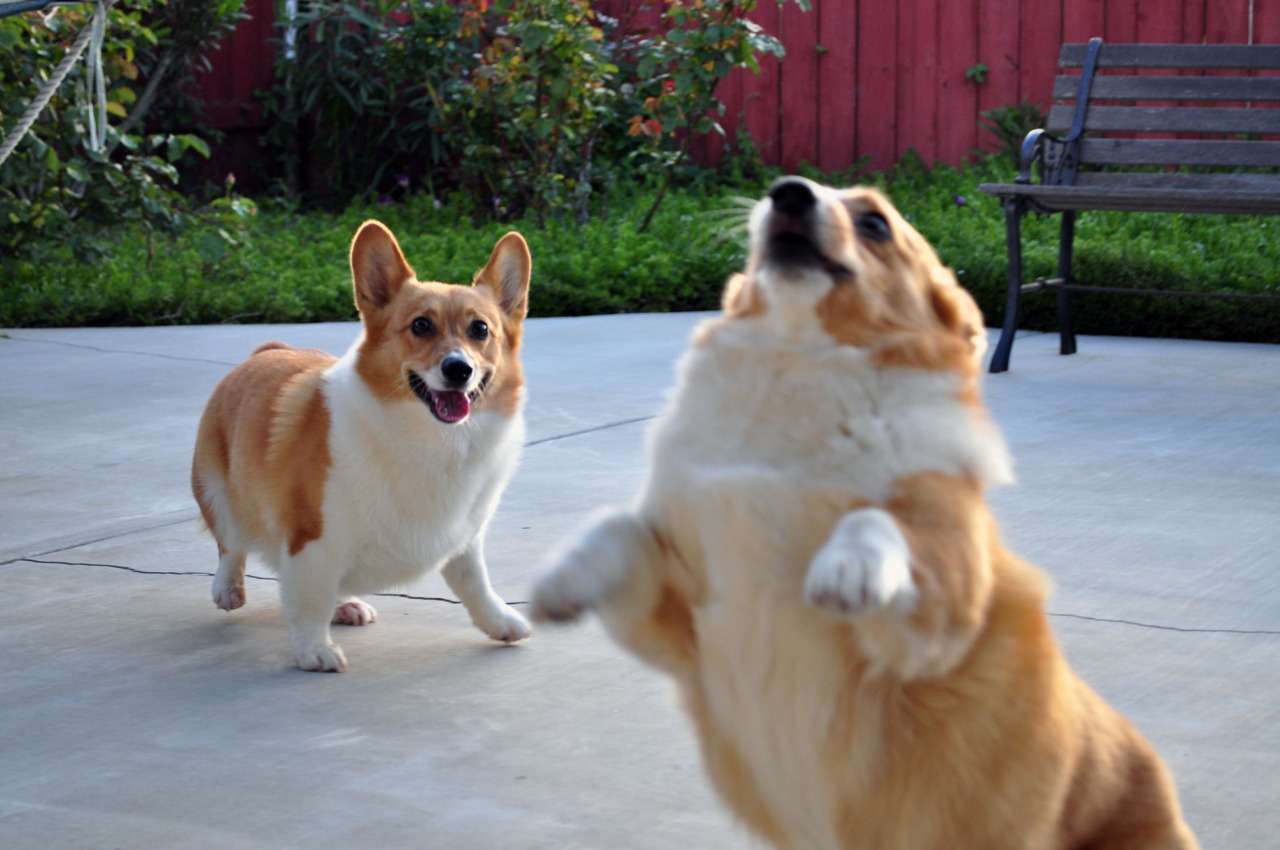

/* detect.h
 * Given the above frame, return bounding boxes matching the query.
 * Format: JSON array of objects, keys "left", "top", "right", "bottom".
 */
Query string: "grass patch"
[{"left": 2, "top": 156, "right": 1278, "bottom": 344}]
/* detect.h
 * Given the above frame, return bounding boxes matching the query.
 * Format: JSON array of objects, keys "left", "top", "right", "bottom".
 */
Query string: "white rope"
[
  {"left": 0, "top": 0, "right": 112, "bottom": 167},
  {"left": 84, "top": 0, "right": 106, "bottom": 152}
]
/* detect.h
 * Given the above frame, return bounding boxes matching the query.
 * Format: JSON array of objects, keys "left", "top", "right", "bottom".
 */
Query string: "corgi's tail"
[{"left": 252, "top": 341, "right": 291, "bottom": 356}]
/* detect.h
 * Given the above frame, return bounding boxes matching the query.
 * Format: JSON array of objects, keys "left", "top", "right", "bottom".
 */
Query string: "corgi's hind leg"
[
  {"left": 213, "top": 550, "right": 248, "bottom": 611},
  {"left": 332, "top": 597, "right": 378, "bottom": 626},
  {"left": 193, "top": 467, "right": 248, "bottom": 612}
]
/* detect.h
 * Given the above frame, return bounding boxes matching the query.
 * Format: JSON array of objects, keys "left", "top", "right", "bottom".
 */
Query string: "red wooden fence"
[{"left": 194, "top": 0, "right": 1277, "bottom": 179}]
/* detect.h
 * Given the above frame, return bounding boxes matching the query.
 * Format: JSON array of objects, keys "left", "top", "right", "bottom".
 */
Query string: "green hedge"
[{"left": 2, "top": 156, "right": 1277, "bottom": 343}]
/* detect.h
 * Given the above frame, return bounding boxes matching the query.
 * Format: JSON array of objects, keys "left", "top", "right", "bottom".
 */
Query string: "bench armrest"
[{"left": 1018, "top": 129, "right": 1051, "bottom": 184}]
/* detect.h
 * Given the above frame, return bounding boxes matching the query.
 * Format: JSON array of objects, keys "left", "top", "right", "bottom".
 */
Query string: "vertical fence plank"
[
  {"left": 856, "top": 0, "right": 898, "bottom": 169},
  {"left": 780, "top": 0, "right": 820, "bottom": 170},
  {"left": 1019, "top": 0, "right": 1063, "bottom": 110},
  {"left": 1204, "top": 0, "right": 1250, "bottom": 42},
  {"left": 978, "top": 0, "right": 1022, "bottom": 154},
  {"left": 1062, "top": 0, "right": 1106, "bottom": 43},
  {"left": 1106, "top": 0, "right": 1140, "bottom": 42},
  {"left": 744, "top": 0, "right": 783, "bottom": 164},
  {"left": 897, "top": 0, "right": 940, "bottom": 163},
  {"left": 937, "top": 0, "right": 980, "bottom": 165},
  {"left": 817, "top": 0, "right": 858, "bottom": 174}
]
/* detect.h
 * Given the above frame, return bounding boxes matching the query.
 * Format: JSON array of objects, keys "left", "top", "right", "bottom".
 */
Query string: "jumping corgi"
[
  {"left": 192, "top": 221, "right": 533, "bottom": 671},
  {"left": 531, "top": 178, "right": 1198, "bottom": 849}
]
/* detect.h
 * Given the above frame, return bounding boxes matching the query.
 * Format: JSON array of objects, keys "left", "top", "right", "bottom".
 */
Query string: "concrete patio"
[{"left": 1, "top": 315, "right": 1277, "bottom": 849}]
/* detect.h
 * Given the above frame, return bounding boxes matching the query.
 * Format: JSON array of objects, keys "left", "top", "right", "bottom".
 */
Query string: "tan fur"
[
  {"left": 192, "top": 345, "right": 334, "bottom": 557},
  {"left": 541, "top": 183, "right": 1198, "bottom": 849}
]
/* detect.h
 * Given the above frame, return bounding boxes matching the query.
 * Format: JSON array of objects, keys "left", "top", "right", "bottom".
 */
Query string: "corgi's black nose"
[
  {"left": 441, "top": 356, "right": 473, "bottom": 387},
  {"left": 769, "top": 179, "right": 815, "bottom": 217}
]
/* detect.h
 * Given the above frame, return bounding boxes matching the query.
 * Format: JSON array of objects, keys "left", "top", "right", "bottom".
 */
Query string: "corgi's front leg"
[
  {"left": 279, "top": 544, "right": 348, "bottom": 672},
  {"left": 804, "top": 473, "right": 994, "bottom": 680},
  {"left": 442, "top": 537, "right": 531, "bottom": 644},
  {"left": 804, "top": 508, "right": 918, "bottom": 616},
  {"left": 530, "top": 508, "right": 658, "bottom": 623},
  {"left": 532, "top": 508, "right": 697, "bottom": 677}
]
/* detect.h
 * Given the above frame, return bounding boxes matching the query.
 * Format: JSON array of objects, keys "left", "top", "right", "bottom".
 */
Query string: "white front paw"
[
  {"left": 475, "top": 601, "right": 532, "bottom": 644},
  {"left": 294, "top": 642, "right": 348, "bottom": 673},
  {"left": 529, "top": 555, "right": 596, "bottom": 624},
  {"left": 805, "top": 509, "right": 917, "bottom": 617},
  {"left": 530, "top": 510, "right": 640, "bottom": 623}
]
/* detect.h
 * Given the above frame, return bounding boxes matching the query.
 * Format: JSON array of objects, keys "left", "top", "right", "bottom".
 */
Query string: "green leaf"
[{"left": 179, "top": 134, "right": 211, "bottom": 159}]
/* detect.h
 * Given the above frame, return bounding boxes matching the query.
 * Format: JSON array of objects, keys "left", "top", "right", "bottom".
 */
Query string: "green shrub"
[
  {"left": 259, "top": 0, "right": 806, "bottom": 220},
  {"left": 0, "top": 2, "right": 247, "bottom": 260},
  {"left": 2, "top": 156, "right": 1276, "bottom": 347}
]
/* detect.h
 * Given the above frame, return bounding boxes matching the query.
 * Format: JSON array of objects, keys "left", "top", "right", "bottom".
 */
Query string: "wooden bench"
[{"left": 978, "top": 39, "right": 1280, "bottom": 373}]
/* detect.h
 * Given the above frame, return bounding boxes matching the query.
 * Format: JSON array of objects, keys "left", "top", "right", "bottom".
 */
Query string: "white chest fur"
[
  {"left": 646, "top": 319, "right": 1012, "bottom": 506},
  {"left": 320, "top": 352, "right": 524, "bottom": 590}
]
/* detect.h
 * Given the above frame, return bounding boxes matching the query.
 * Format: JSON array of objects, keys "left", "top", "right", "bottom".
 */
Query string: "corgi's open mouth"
[
  {"left": 766, "top": 220, "right": 851, "bottom": 279},
  {"left": 406, "top": 370, "right": 490, "bottom": 425}
]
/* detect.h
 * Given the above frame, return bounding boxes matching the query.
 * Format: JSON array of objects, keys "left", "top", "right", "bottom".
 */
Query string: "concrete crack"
[
  {"left": 1047, "top": 610, "right": 1279, "bottom": 636},
  {"left": 524, "top": 415, "right": 656, "bottom": 448},
  {"left": 3, "top": 334, "right": 238, "bottom": 367},
  {"left": 12, "top": 557, "right": 1276, "bottom": 634},
  {"left": 15, "top": 556, "right": 527, "bottom": 605}
]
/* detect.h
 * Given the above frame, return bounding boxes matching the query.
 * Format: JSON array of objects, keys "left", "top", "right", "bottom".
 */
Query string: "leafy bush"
[
  {"left": 260, "top": 0, "right": 806, "bottom": 220},
  {"left": 979, "top": 101, "right": 1047, "bottom": 167},
  {"left": 611, "top": 0, "right": 795, "bottom": 230},
  {"left": 0, "top": 1, "right": 247, "bottom": 260},
  {"left": 2, "top": 156, "right": 1277, "bottom": 347}
]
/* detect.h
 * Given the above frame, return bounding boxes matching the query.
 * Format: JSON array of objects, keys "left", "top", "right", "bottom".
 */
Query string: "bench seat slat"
[
  {"left": 1046, "top": 104, "right": 1280, "bottom": 134},
  {"left": 1059, "top": 43, "right": 1280, "bottom": 69},
  {"left": 1051, "top": 75, "right": 1280, "bottom": 102},
  {"left": 1078, "top": 139, "right": 1280, "bottom": 167},
  {"left": 978, "top": 182, "right": 1280, "bottom": 215}
]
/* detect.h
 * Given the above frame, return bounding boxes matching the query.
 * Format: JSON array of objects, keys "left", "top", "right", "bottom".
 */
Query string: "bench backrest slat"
[
  {"left": 1051, "top": 75, "right": 1280, "bottom": 102},
  {"left": 1045, "top": 41, "right": 1280, "bottom": 174},
  {"left": 1077, "top": 139, "right": 1280, "bottom": 167},
  {"left": 1059, "top": 43, "right": 1280, "bottom": 69},
  {"left": 1047, "top": 104, "right": 1280, "bottom": 134}
]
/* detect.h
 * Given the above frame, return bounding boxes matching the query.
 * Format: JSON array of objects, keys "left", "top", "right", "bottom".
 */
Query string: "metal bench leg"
[
  {"left": 989, "top": 198, "right": 1025, "bottom": 374},
  {"left": 1057, "top": 210, "right": 1077, "bottom": 356}
]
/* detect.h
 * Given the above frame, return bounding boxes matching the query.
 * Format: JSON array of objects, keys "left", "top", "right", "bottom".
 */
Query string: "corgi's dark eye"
[
  {"left": 410, "top": 317, "right": 435, "bottom": 337},
  {"left": 468, "top": 319, "right": 489, "bottom": 341},
  {"left": 856, "top": 212, "right": 891, "bottom": 243}
]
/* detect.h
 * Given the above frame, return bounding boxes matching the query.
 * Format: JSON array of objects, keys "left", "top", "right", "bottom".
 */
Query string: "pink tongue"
[{"left": 429, "top": 390, "right": 471, "bottom": 423}]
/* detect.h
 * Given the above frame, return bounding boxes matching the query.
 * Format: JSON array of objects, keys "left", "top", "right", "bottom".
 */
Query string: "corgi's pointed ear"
[
  {"left": 474, "top": 232, "right": 531, "bottom": 321},
  {"left": 350, "top": 220, "right": 414, "bottom": 312}
]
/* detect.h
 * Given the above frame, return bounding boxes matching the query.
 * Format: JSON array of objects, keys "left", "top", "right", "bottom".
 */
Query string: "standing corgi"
[
  {"left": 531, "top": 179, "right": 1198, "bottom": 849},
  {"left": 192, "top": 221, "right": 532, "bottom": 671}
]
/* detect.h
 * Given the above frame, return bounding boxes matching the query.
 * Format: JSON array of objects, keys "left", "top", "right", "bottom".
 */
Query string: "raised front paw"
[
  {"left": 294, "top": 641, "right": 348, "bottom": 673},
  {"left": 529, "top": 558, "right": 595, "bottom": 624},
  {"left": 805, "top": 508, "right": 917, "bottom": 617},
  {"left": 529, "top": 509, "right": 643, "bottom": 624}
]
